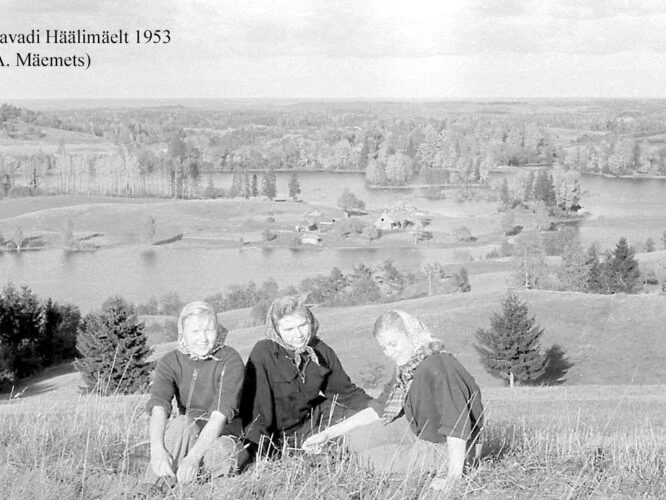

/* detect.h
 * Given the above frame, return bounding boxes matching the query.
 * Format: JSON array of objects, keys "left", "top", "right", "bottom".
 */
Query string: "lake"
[{"left": 1, "top": 171, "right": 665, "bottom": 311}]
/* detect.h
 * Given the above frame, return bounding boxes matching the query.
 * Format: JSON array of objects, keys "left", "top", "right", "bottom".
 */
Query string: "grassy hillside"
[
  {"left": 0, "top": 384, "right": 663, "bottom": 499},
  {"left": 220, "top": 288, "right": 666, "bottom": 388},
  {"left": 1, "top": 288, "right": 665, "bottom": 498}
]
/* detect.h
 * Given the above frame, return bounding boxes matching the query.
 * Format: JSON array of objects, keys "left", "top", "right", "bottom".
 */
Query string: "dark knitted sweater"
[
  {"left": 370, "top": 353, "right": 483, "bottom": 443},
  {"left": 241, "top": 338, "right": 372, "bottom": 445},
  {"left": 146, "top": 346, "right": 244, "bottom": 423}
]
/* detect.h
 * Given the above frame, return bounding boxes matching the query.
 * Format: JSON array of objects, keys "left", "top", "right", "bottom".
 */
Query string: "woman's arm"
[
  {"left": 446, "top": 436, "right": 466, "bottom": 478},
  {"left": 148, "top": 406, "right": 175, "bottom": 478},
  {"left": 176, "top": 411, "right": 227, "bottom": 483},
  {"left": 240, "top": 346, "right": 275, "bottom": 446},
  {"left": 319, "top": 342, "right": 372, "bottom": 410},
  {"left": 302, "top": 407, "right": 380, "bottom": 453},
  {"left": 429, "top": 436, "right": 466, "bottom": 491}
]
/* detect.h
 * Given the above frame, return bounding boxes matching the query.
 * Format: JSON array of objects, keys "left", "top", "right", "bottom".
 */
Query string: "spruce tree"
[
  {"left": 261, "top": 169, "right": 277, "bottom": 200},
  {"left": 242, "top": 171, "right": 251, "bottom": 199},
  {"left": 522, "top": 171, "right": 535, "bottom": 202},
  {"left": 288, "top": 171, "right": 301, "bottom": 200},
  {"left": 251, "top": 173, "right": 259, "bottom": 197},
  {"left": 558, "top": 240, "right": 589, "bottom": 292},
  {"left": 605, "top": 237, "right": 641, "bottom": 293},
  {"left": 75, "top": 296, "right": 153, "bottom": 395},
  {"left": 475, "top": 292, "right": 547, "bottom": 387}
]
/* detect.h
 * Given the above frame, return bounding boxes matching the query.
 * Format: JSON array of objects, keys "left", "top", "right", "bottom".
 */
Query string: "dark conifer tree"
[
  {"left": 604, "top": 237, "right": 641, "bottom": 293},
  {"left": 242, "top": 171, "right": 251, "bottom": 199},
  {"left": 585, "top": 244, "right": 605, "bottom": 293},
  {"left": 475, "top": 292, "right": 547, "bottom": 387},
  {"left": 456, "top": 267, "right": 471, "bottom": 292},
  {"left": 251, "top": 173, "right": 259, "bottom": 197},
  {"left": 261, "top": 169, "right": 277, "bottom": 200},
  {"left": 288, "top": 171, "right": 301, "bottom": 200},
  {"left": 75, "top": 296, "right": 152, "bottom": 395}
]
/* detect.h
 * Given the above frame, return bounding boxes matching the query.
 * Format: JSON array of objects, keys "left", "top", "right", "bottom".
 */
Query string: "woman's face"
[
  {"left": 181, "top": 313, "right": 218, "bottom": 356},
  {"left": 376, "top": 328, "right": 415, "bottom": 366},
  {"left": 277, "top": 313, "right": 311, "bottom": 350}
]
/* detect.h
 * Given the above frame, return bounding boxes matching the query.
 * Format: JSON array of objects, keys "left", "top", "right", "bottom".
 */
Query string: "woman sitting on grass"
[
  {"left": 302, "top": 310, "right": 483, "bottom": 491},
  {"left": 143, "top": 301, "right": 247, "bottom": 486},
  {"left": 241, "top": 295, "right": 373, "bottom": 456}
]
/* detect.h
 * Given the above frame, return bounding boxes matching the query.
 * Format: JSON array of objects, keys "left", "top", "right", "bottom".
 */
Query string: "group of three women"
[{"left": 143, "top": 295, "right": 484, "bottom": 490}]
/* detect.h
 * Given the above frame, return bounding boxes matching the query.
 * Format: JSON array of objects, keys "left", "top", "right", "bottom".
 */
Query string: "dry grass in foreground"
[{"left": 0, "top": 385, "right": 664, "bottom": 499}]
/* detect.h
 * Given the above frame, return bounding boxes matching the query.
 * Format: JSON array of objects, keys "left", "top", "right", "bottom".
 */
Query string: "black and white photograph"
[{"left": 1, "top": 1, "right": 665, "bottom": 498}]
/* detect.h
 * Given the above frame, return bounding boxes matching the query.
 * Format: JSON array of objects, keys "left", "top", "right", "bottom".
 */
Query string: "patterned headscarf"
[
  {"left": 265, "top": 295, "right": 320, "bottom": 371},
  {"left": 376, "top": 310, "right": 452, "bottom": 423},
  {"left": 177, "top": 301, "right": 226, "bottom": 361}
]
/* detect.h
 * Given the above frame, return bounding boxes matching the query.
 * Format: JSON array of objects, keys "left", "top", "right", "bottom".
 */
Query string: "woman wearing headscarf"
[
  {"left": 303, "top": 310, "right": 483, "bottom": 491},
  {"left": 241, "top": 295, "right": 372, "bottom": 456},
  {"left": 143, "top": 301, "right": 247, "bottom": 485}
]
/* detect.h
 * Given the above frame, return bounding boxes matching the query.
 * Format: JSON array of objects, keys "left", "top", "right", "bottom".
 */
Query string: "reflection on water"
[
  {"left": 2, "top": 172, "right": 665, "bottom": 311},
  {"left": 140, "top": 249, "right": 157, "bottom": 266},
  {"left": 0, "top": 244, "right": 482, "bottom": 311}
]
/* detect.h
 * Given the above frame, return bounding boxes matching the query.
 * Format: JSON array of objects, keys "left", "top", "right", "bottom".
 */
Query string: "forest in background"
[{"left": 2, "top": 99, "right": 666, "bottom": 199}]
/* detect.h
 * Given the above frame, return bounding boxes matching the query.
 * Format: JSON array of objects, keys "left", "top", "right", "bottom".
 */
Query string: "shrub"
[
  {"left": 75, "top": 296, "right": 153, "bottom": 395},
  {"left": 262, "top": 228, "right": 278, "bottom": 242},
  {"left": 486, "top": 247, "right": 501, "bottom": 259},
  {"left": 453, "top": 225, "right": 473, "bottom": 242},
  {"left": 337, "top": 189, "right": 365, "bottom": 212},
  {"left": 455, "top": 267, "right": 471, "bottom": 292}
]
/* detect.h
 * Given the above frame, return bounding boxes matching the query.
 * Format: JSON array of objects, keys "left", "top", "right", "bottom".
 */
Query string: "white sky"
[{"left": 1, "top": 0, "right": 666, "bottom": 99}]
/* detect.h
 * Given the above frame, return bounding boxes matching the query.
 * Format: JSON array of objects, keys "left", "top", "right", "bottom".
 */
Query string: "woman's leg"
[
  {"left": 344, "top": 417, "right": 448, "bottom": 475},
  {"left": 202, "top": 435, "right": 250, "bottom": 478},
  {"left": 143, "top": 415, "right": 199, "bottom": 483}
]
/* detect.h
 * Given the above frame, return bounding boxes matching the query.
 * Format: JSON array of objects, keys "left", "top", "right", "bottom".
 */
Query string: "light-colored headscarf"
[
  {"left": 177, "top": 301, "right": 226, "bottom": 361},
  {"left": 374, "top": 310, "right": 452, "bottom": 423},
  {"left": 265, "top": 295, "right": 320, "bottom": 371}
]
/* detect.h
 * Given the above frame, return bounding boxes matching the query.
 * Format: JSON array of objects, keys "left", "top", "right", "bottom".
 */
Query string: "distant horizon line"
[{"left": 5, "top": 96, "right": 666, "bottom": 110}]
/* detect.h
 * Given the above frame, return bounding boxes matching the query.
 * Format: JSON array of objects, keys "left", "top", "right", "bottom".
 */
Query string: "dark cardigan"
[
  {"left": 370, "top": 353, "right": 483, "bottom": 443},
  {"left": 241, "top": 338, "right": 372, "bottom": 446},
  {"left": 145, "top": 347, "right": 245, "bottom": 424}
]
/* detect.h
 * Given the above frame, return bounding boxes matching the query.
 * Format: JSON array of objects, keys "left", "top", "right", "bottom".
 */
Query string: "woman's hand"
[
  {"left": 302, "top": 430, "right": 331, "bottom": 454},
  {"left": 429, "top": 475, "right": 458, "bottom": 492},
  {"left": 150, "top": 445, "right": 175, "bottom": 478},
  {"left": 176, "top": 455, "right": 200, "bottom": 483}
]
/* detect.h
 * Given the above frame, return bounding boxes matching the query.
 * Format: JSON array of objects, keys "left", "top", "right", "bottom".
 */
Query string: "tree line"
[
  {"left": 0, "top": 284, "right": 80, "bottom": 389},
  {"left": 135, "top": 260, "right": 471, "bottom": 326}
]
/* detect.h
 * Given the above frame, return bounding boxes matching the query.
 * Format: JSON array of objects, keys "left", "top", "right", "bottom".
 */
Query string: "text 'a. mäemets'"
[{"left": 0, "top": 29, "right": 130, "bottom": 44}]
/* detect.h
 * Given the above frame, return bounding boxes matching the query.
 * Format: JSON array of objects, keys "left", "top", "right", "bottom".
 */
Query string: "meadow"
[
  {"left": 1, "top": 288, "right": 666, "bottom": 498},
  {"left": 0, "top": 383, "right": 664, "bottom": 499}
]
